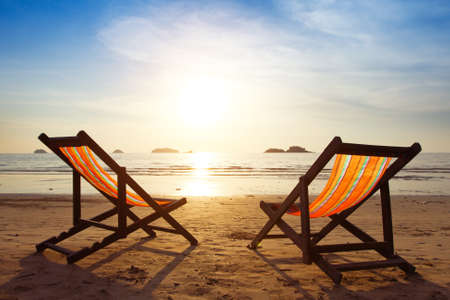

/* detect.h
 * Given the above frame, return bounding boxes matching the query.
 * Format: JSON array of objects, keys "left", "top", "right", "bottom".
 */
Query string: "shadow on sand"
[
  {"left": 253, "top": 249, "right": 450, "bottom": 300},
  {"left": 0, "top": 238, "right": 197, "bottom": 299}
]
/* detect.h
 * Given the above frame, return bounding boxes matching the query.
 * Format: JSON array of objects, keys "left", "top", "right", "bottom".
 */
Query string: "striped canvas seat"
[
  {"left": 60, "top": 146, "right": 171, "bottom": 207},
  {"left": 276, "top": 154, "right": 391, "bottom": 218}
]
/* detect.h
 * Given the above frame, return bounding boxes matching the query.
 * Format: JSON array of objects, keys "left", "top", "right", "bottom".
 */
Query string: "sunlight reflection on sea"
[{"left": 0, "top": 152, "right": 449, "bottom": 196}]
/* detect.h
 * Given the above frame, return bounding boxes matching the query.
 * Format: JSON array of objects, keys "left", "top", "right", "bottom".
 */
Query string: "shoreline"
[
  {"left": 1, "top": 172, "right": 449, "bottom": 196},
  {"left": 1, "top": 192, "right": 450, "bottom": 199},
  {"left": 0, "top": 193, "right": 449, "bottom": 299}
]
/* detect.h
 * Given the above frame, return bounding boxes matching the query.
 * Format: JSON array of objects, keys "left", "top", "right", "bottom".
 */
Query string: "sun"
[{"left": 177, "top": 77, "right": 229, "bottom": 127}]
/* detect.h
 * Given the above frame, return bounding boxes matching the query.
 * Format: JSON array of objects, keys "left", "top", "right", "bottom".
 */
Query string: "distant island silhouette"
[
  {"left": 113, "top": 149, "right": 124, "bottom": 153},
  {"left": 264, "top": 145, "right": 310, "bottom": 153},
  {"left": 33, "top": 149, "right": 47, "bottom": 154},
  {"left": 286, "top": 146, "right": 310, "bottom": 153},
  {"left": 152, "top": 147, "right": 179, "bottom": 153},
  {"left": 264, "top": 148, "right": 285, "bottom": 153}
]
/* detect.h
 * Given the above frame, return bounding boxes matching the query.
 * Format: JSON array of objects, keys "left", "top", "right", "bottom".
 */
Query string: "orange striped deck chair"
[
  {"left": 36, "top": 131, "right": 197, "bottom": 263},
  {"left": 249, "top": 137, "right": 421, "bottom": 284}
]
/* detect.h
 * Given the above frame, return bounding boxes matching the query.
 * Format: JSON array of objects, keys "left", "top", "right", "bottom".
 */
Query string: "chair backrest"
[
  {"left": 60, "top": 146, "right": 148, "bottom": 206},
  {"left": 39, "top": 131, "right": 169, "bottom": 207},
  {"left": 297, "top": 137, "right": 421, "bottom": 218},
  {"left": 309, "top": 154, "right": 391, "bottom": 218}
]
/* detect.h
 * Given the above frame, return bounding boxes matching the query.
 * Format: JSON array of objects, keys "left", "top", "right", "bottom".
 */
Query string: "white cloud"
[
  {"left": 278, "top": 0, "right": 378, "bottom": 42},
  {"left": 97, "top": 0, "right": 450, "bottom": 115}
]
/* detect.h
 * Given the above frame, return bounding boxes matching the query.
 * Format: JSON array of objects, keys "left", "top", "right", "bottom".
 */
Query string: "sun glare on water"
[
  {"left": 177, "top": 77, "right": 229, "bottom": 127},
  {"left": 191, "top": 152, "right": 212, "bottom": 177},
  {"left": 182, "top": 152, "right": 216, "bottom": 196}
]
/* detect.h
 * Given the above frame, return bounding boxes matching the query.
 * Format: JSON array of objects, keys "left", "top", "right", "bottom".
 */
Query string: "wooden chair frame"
[
  {"left": 248, "top": 137, "right": 421, "bottom": 284},
  {"left": 36, "top": 131, "right": 197, "bottom": 263}
]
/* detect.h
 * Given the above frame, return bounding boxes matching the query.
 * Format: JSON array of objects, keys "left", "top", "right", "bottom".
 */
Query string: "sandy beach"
[{"left": 0, "top": 193, "right": 449, "bottom": 299}]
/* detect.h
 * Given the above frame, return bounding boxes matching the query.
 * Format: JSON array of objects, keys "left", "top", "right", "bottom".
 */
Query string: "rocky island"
[
  {"left": 33, "top": 149, "right": 47, "bottom": 154},
  {"left": 113, "top": 149, "right": 124, "bottom": 154},
  {"left": 152, "top": 147, "right": 179, "bottom": 153},
  {"left": 264, "top": 145, "right": 310, "bottom": 153},
  {"left": 286, "top": 146, "right": 310, "bottom": 153},
  {"left": 264, "top": 148, "right": 285, "bottom": 153}
]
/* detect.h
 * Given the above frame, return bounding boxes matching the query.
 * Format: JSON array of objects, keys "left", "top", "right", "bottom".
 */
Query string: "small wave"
[
  {"left": 40, "top": 178, "right": 67, "bottom": 182},
  {"left": 403, "top": 168, "right": 450, "bottom": 174},
  {"left": 169, "top": 165, "right": 194, "bottom": 170},
  {"left": 0, "top": 169, "right": 71, "bottom": 173},
  {"left": 394, "top": 175, "right": 445, "bottom": 181},
  {"left": 210, "top": 167, "right": 254, "bottom": 171},
  {"left": 223, "top": 166, "right": 254, "bottom": 170}
]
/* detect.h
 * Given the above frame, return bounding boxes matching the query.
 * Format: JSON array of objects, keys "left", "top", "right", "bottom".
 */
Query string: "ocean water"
[{"left": 0, "top": 152, "right": 449, "bottom": 196}]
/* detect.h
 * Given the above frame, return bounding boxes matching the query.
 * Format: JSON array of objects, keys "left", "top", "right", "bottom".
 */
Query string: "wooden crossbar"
[
  {"left": 334, "top": 258, "right": 407, "bottom": 272},
  {"left": 41, "top": 243, "right": 74, "bottom": 256},
  {"left": 79, "top": 219, "right": 118, "bottom": 232},
  {"left": 266, "top": 232, "right": 320, "bottom": 239},
  {"left": 313, "top": 242, "right": 389, "bottom": 253},
  {"left": 145, "top": 225, "right": 179, "bottom": 234},
  {"left": 338, "top": 143, "right": 417, "bottom": 157}
]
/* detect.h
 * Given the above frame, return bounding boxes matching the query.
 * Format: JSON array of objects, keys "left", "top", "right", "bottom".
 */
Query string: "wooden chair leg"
[
  {"left": 73, "top": 170, "right": 81, "bottom": 226},
  {"left": 117, "top": 167, "right": 127, "bottom": 238},
  {"left": 380, "top": 182, "right": 394, "bottom": 256},
  {"left": 259, "top": 202, "right": 304, "bottom": 250},
  {"left": 248, "top": 184, "right": 301, "bottom": 249},
  {"left": 314, "top": 254, "right": 342, "bottom": 284},
  {"left": 300, "top": 179, "right": 312, "bottom": 264}
]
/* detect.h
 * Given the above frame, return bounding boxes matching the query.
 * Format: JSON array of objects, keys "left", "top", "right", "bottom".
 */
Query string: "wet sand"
[{"left": 0, "top": 193, "right": 449, "bottom": 299}]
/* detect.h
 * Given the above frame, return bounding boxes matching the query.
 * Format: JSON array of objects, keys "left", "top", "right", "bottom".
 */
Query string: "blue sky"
[{"left": 1, "top": 0, "right": 449, "bottom": 153}]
